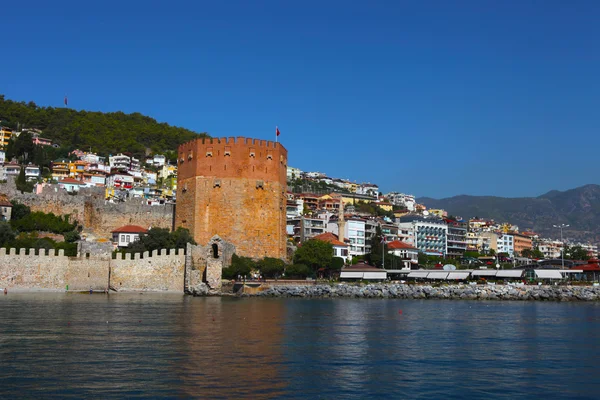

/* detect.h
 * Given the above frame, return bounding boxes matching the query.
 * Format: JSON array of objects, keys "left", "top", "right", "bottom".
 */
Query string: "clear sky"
[{"left": 2, "top": 0, "right": 599, "bottom": 198}]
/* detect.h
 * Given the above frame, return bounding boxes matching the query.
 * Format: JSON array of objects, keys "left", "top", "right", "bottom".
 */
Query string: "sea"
[{"left": 1, "top": 293, "right": 600, "bottom": 399}]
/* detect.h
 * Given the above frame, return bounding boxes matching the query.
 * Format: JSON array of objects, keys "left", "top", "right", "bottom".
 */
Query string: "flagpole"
[{"left": 275, "top": 126, "right": 278, "bottom": 143}]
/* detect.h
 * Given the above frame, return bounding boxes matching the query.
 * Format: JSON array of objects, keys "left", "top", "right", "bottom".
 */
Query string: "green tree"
[
  {"left": 123, "top": 227, "right": 195, "bottom": 253},
  {"left": 0, "top": 222, "right": 15, "bottom": 246},
  {"left": 331, "top": 257, "right": 345, "bottom": 271},
  {"left": 15, "top": 166, "right": 34, "bottom": 193},
  {"left": 285, "top": 264, "right": 311, "bottom": 278},
  {"left": 13, "top": 131, "right": 35, "bottom": 162},
  {"left": 532, "top": 247, "right": 544, "bottom": 259},
  {"left": 521, "top": 249, "right": 534, "bottom": 258},
  {"left": 567, "top": 245, "right": 590, "bottom": 261},
  {"left": 222, "top": 254, "right": 255, "bottom": 280},
  {"left": 293, "top": 239, "right": 333, "bottom": 272},
  {"left": 257, "top": 257, "right": 285, "bottom": 278},
  {"left": 369, "top": 226, "right": 385, "bottom": 267},
  {"left": 10, "top": 201, "right": 31, "bottom": 220}
]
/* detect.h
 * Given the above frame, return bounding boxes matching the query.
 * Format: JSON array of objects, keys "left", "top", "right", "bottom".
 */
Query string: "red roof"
[
  {"left": 59, "top": 178, "right": 85, "bottom": 185},
  {"left": 571, "top": 260, "right": 600, "bottom": 271},
  {"left": 0, "top": 194, "right": 12, "bottom": 208},
  {"left": 342, "top": 262, "right": 382, "bottom": 272},
  {"left": 387, "top": 240, "right": 417, "bottom": 250},
  {"left": 313, "top": 232, "right": 347, "bottom": 247},
  {"left": 111, "top": 225, "right": 148, "bottom": 234}
]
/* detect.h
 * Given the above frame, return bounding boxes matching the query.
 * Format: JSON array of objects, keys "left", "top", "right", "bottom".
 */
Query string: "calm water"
[{"left": 1, "top": 293, "right": 600, "bottom": 399}]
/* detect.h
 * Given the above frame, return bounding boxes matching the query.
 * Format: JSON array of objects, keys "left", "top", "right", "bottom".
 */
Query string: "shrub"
[
  {"left": 63, "top": 231, "right": 81, "bottom": 243},
  {"left": 222, "top": 254, "right": 256, "bottom": 280},
  {"left": 330, "top": 257, "right": 345, "bottom": 271},
  {"left": 257, "top": 257, "right": 285, "bottom": 278},
  {"left": 285, "top": 264, "right": 311, "bottom": 279}
]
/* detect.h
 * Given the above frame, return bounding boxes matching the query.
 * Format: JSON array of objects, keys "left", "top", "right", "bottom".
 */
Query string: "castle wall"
[
  {"left": 111, "top": 249, "right": 185, "bottom": 292},
  {"left": 176, "top": 137, "right": 287, "bottom": 259},
  {"left": 0, "top": 181, "right": 173, "bottom": 240},
  {"left": 0, "top": 247, "right": 185, "bottom": 292}
]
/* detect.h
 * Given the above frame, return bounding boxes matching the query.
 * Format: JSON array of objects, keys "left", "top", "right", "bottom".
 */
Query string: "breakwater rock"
[{"left": 246, "top": 284, "right": 600, "bottom": 301}]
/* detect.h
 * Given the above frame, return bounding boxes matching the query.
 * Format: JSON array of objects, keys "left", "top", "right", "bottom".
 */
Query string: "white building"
[
  {"left": 398, "top": 216, "right": 448, "bottom": 257},
  {"left": 497, "top": 234, "right": 515, "bottom": 257},
  {"left": 106, "top": 173, "right": 135, "bottom": 189},
  {"left": 537, "top": 239, "right": 562, "bottom": 259},
  {"left": 111, "top": 225, "right": 148, "bottom": 248},
  {"left": 327, "top": 217, "right": 367, "bottom": 257},
  {"left": 286, "top": 197, "right": 304, "bottom": 218},
  {"left": 0, "top": 150, "right": 5, "bottom": 165},
  {"left": 25, "top": 165, "right": 41, "bottom": 181},
  {"left": 287, "top": 166, "right": 303, "bottom": 180},
  {"left": 313, "top": 232, "right": 350, "bottom": 263},
  {"left": 386, "top": 192, "right": 416, "bottom": 211},
  {"left": 153, "top": 155, "right": 166, "bottom": 167},
  {"left": 387, "top": 240, "right": 419, "bottom": 269},
  {"left": 109, "top": 154, "right": 131, "bottom": 170},
  {"left": 356, "top": 183, "right": 379, "bottom": 197}
]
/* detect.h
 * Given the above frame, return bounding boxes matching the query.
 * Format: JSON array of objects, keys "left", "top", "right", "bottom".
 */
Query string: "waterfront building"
[
  {"left": 446, "top": 220, "right": 467, "bottom": 258},
  {"left": 497, "top": 234, "right": 514, "bottom": 256},
  {"left": 387, "top": 240, "right": 418, "bottom": 269},
  {"left": 313, "top": 232, "right": 349, "bottom": 263},
  {"left": 513, "top": 232, "right": 533, "bottom": 256},
  {"left": 398, "top": 215, "right": 448, "bottom": 257}
]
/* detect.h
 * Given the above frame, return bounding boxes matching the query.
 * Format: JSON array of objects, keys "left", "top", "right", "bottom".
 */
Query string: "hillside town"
[
  {"left": 0, "top": 121, "right": 597, "bottom": 270},
  {"left": 284, "top": 167, "right": 599, "bottom": 268}
]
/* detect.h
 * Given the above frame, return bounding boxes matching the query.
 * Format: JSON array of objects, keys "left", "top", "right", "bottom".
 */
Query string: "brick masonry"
[{"left": 175, "top": 137, "right": 287, "bottom": 260}]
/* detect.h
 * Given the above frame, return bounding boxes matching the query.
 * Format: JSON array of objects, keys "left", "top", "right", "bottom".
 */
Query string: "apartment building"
[
  {"left": 446, "top": 220, "right": 467, "bottom": 258},
  {"left": 398, "top": 215, "right": 448, "bottom": 257},
  {"left": 497, "top": 234, "right": 514, "bottom": 256}
]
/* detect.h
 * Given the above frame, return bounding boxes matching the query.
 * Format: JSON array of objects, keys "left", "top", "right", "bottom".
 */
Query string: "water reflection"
[{"left": 1, "top": 294, "right": 600, "bottom": 398}]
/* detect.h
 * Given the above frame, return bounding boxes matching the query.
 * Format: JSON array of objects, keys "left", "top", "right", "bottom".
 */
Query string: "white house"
[
  {"left": 111, "top": 225, "right": 148, "bottom": 248},
  {"left": 387, "top": 240, "right": 419, "bottom": 269},
  {"left": 58, "top": 178, "right": 85, "bottom": 193},
  {"left": 313, "top": 232, "right": 349, "bottom": 263}
]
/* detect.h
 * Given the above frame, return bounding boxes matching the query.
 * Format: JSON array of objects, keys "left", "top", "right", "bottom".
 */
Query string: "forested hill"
[{"left": 0, "top": 95, "right": 208, "bottom": 157}]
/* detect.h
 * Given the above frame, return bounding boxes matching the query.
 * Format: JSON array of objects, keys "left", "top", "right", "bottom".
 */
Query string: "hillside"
[
  {"left": 418, "top": 184, "right": 600, "bottom": 243},
  {"left": 0, "top": 95, "right": 208, "bottom": 157}
]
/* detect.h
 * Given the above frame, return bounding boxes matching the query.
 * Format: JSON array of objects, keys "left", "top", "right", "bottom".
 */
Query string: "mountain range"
[{"left": 418, "top": 184, "right": 600, "bottom": 243}]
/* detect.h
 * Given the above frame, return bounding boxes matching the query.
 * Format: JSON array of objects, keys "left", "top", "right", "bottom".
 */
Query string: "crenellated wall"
[
  {"left": 176, "top": 137, "right": 287, "bottom": 260},
  {"left": 0, "top": 247, "right": 185, "bottom": 292},
  {"left": 111, "top": 249, "right": 185, "bottom": 292}
]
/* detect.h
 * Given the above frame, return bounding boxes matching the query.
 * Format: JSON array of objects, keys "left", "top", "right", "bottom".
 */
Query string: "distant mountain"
[
  {"left": 0, "top": 95, "right": 208, "bottom": 157},
  {"left": 418, "top": 184, "right": 600, "bottom": 243}
]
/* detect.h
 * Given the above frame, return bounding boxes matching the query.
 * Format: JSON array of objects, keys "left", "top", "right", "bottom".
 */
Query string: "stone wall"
[
  {"left": 111, "top": 249, "right": 185, "bottom": 292},
  {"left": 0, "top": 180, "right": 173, "bottom": 239},
  {"left": 0, "top": 247, "right": 186, "bottom": 292},
  {"left": 185, "top": 236, "right": 235, "bottom": 294},
  {"left": 176, "top": 137, "right": 287, "bottom": 260}
]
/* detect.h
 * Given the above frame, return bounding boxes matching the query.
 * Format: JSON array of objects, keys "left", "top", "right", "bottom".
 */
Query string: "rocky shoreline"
[{"left": 235, "top": 283, "right": 600, "bottom": 301}]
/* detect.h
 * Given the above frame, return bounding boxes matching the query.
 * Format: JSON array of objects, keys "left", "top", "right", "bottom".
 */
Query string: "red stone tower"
[{"left": 175, "top": 137, "right": 288, "bottom": 259}]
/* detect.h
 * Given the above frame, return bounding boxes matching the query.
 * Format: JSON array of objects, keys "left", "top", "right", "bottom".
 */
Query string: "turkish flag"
[{"left": 276, "top": 126, "right": 280, "bottom": 137}]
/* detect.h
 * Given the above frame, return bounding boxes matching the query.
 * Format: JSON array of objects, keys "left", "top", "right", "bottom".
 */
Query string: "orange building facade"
[
  {"left": 176, "top": 137, "right": 288, "bottom": 260},
  {"left": 513, "top": 232, "right": 533, "bottom": 256}
]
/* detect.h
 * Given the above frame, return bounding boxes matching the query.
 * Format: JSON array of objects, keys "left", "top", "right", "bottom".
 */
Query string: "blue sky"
[{"left": 2, "top": 0, "right": 599, "bottom": 198}]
